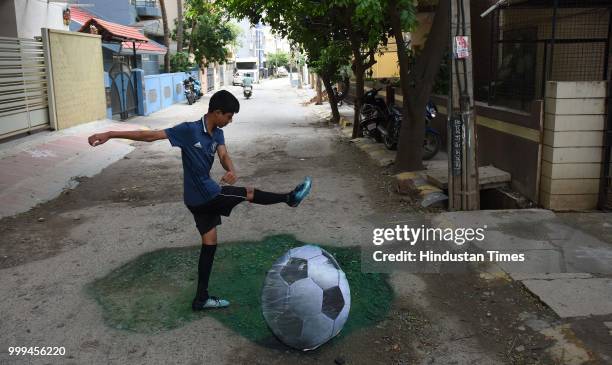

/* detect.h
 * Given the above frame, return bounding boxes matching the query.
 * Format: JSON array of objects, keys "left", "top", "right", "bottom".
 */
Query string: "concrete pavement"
[
  {"left": 0, "top": 120, "right": 147, "bottom": 218},
  {"left": 328, "top": 102, "right": 612, "bottom": 363},
  {"left": 432, "top": 209, "right": 612, "bottom": 316}
]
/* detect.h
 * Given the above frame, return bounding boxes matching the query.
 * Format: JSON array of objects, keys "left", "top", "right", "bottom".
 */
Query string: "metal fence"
[
  {"left": 206, "top": 67, "right": 214, "bottom": 92},
  {"left": 482, "top": 0, "right": 611, "bottom": 111},
  {"left": 0, "top": 36, "right": 49, "bottom": 139},
  {"left": 131, "top": 0, "right": 159, "bottom": 7},
  {"left": 603, "top": 80, "right": 612, "bottom": 210}
]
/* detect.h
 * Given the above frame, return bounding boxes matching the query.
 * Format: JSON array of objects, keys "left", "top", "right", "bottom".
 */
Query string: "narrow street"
[{"left": 0, "top": 79, "right": 607, "bottom": 364}]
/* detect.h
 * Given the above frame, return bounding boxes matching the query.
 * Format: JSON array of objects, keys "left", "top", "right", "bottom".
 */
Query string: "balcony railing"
[
  {"left": 132, "top": 0, "right": 158, "bottom": 6},
  {"left": 131, "top": 0, "right": 161, "bottom": 18}
]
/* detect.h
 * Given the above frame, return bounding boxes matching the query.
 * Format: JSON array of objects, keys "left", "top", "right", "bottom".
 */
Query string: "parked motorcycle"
[
  {"left": 358, "top": 87, "right": 441, "bottom": 160},
  {"left": 332, "top": 85, "right": 345, "bottom": 106},
  {"left": 183, "top": 75, "right": 202, "bottom": 105}
]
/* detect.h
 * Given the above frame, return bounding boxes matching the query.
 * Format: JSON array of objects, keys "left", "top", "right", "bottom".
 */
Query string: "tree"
[
  {"left": 176, "top": 0, "right": 184, "bottom": 53},
  {"left": 182, "top": 0, "right": 239, "bottom": 68},
  {"left": 388, "top": 0, "right": 449, "bottom": 171},
  {"left": 220, "top": 0, "right": 391, "bottom": 129},
  {"left": 220, "top": 0, "right": 349, "bottom": 122},
  {"left": 309, "top": 41, "right": 351, "bottom": 123},
  {"left": 159, "top": 0, "right": 171, "bottom": 73},
  {"left": 170, "top": 51, "right": 193, "bottom": 72},
  {"left": 267, "top": 51, "right": 289, "bottom": 72}
]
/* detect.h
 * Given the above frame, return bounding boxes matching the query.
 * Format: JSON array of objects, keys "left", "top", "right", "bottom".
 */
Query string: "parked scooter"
[
  {"left": 183, "top": 77, "right": 196, "bottom": 105},
  {"left": 191, "top": 77, "right": 202, "bottom": 100},
  {"left": 358, "top": 87, "right": 441, "bottom": 160},
  {"left": 183, "top": 75, "right": 202, "bottom": 105}
]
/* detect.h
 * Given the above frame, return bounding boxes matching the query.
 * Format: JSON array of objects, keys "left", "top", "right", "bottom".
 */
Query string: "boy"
[{"left": 88, "top": 90, "right": 312, "bottom": 311}]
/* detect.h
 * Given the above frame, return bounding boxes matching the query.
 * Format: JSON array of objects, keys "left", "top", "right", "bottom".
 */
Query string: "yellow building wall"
[
  {"left": 369, "top": 12, "right": 435, "bottom": 79},
  {"left": 371, "top": 41, "right": 399, "bottom": 78},
  {"left": 47, "top": 29, "right": 106, "bottom": 129}
]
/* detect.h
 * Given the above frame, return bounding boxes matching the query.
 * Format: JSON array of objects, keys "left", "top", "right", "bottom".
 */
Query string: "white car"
[
  {"left": 232, "top": 73, "right": 243, "bottom": 86},
  {"left": 277, "top": 66, "right": 289, "bottom": 77}
]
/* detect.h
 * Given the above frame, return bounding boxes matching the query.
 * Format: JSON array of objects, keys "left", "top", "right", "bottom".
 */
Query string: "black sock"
[
  {"left": 196, "top": 245, "right": 217, "bottom": 302},
  {"left": 252, "top": 189, "right": 289, "bottom": 205}
]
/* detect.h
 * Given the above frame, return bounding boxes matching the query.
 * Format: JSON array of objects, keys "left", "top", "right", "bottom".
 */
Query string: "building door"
[{"left": 108, "top": 59, "right": 137, "bottom": 120}]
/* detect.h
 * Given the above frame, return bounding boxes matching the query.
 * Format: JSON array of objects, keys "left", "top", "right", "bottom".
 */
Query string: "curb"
[{"left": 395, "top": 171, "right": 448, "bottom": 208}]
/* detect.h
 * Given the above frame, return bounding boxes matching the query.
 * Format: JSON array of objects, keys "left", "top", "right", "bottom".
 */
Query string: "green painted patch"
[{"left": 88, "top": 235, "right": 393, "bottom": 344}]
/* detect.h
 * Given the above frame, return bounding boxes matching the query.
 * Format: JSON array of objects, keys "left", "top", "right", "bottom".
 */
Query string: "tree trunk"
[
  {"left": 351, "top": 58, "right": 364, "bottom": 138},
  {"left": 393, "top": 0, "right": 450, "bottom": 171},
  {"left": 159, "top": 0, "right": 170, "bottom": 73},
  {"left": 315, "top": 74, "right": 323, "bottom": 105},
  {"left": 322, "top": 75, "right": 340, "bottom": 123},
  {"left": 188, "top": 19, "right": 196, "bottom": 55},
  {"left": 176, "top": 0, "right": 183, "bottom": 53}
]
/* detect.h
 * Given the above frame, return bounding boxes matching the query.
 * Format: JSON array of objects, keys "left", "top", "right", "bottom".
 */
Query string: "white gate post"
[{"left": 41, "top": 27, "right": 57, "bottom": 130}]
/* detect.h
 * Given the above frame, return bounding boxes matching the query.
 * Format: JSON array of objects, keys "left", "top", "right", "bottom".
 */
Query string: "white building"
[{"left": 0, "top": 0, "right": 68, "bottom": 39}]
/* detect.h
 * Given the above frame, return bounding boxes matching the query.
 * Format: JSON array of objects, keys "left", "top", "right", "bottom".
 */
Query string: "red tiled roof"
[
  {"left": 69, "top": 5, "right": 93, "bottom": 25},
  {"left": 72, "top": 6, "right": 165, "bottom": 54},
  {"left": 122, "top": 39, "right": 167, "bottom": 54},
  {"left": 78, "top": 18, "right": 149, "bottom": 42}
]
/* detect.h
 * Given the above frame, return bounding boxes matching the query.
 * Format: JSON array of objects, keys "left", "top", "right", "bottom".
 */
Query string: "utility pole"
[{"left": 448, "top": 0, "right": 479, "bottom": 210}]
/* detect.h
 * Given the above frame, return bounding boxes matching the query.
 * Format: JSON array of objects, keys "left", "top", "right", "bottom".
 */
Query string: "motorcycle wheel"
[
  {"left": 359, "top": 105, "right": 383, "bottom": 142},
  {"left": 423, "top": 130, "right": 441, "bottom": 160},
  {"left": 187, "top": 94, "right": 194, "bottom": 105},
  {"left": 383, "top": 134, "right": 396, "bottom": 150},
  {"left": 363, "top": 128, "right": 383, "bottom": 142},
  {"left": 383, "top": 119, "right": 400, "bottom": 150}
]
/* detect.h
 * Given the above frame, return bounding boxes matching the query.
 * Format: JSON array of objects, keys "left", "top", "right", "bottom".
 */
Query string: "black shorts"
[{"left": 187, "top": 186, "right": 247, "bottom": 235}]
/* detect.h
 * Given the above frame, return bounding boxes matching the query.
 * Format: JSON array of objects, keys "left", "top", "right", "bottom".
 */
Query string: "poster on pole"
[{"left": 454, "top": 36, "right": 470, "bottom": 59}]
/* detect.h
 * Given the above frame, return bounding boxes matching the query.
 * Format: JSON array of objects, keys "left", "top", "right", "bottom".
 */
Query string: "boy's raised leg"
[{"left": 246, "top": 176, "right": 312, "bottom": 207}]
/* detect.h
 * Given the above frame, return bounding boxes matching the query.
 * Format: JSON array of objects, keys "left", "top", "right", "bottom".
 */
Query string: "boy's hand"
[
  {"left": 88, "top": 132, "right": 109, "bottom": 147},
  {"left": 221, "top": 171, "right": 237, "bottom": 185}
]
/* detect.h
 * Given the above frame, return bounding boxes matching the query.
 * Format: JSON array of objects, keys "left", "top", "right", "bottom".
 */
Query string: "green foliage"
[
  {"left": 87, "top": 235, "right": 393, "bottom": 345},
  {"left": 267, "top": 51, "right": 289, "bottom": 68},
  {"left": 182, "top": 0, "right": 239, "bottom": 67},
  {"left": 309, "top": 41, "right": 352, "bottom": 84},
  {"left": 433, "top": 51, "right": 450, "bottom": 95},
  {"left": 170, "top": 51, "right": 193, "bottom": 72}
]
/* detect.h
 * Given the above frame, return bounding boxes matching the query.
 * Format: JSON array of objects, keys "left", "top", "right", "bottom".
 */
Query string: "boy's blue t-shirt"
[{"left": 165, "top": 117, "right": 224, "bottom": 206}]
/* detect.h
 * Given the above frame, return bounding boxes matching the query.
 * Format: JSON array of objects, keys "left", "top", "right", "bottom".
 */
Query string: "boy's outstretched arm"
[
  {"left": 217, "top": 145, "right": 237, "bottom": 185},
  {"left": 88, "top": 130, "right": 167, "bottom": 147}
]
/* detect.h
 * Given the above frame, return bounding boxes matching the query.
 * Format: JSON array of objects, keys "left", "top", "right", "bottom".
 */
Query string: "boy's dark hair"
[{"left": 208, "top": 90, "right": 240, "bottom": 113}]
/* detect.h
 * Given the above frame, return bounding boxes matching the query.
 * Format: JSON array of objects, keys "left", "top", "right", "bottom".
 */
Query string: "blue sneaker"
[
  {"left": 192, "top": 296, "right": 230, "bottom": 311},
  {"left": 288, "top": 176, "right": 312, "bottom": 207}
]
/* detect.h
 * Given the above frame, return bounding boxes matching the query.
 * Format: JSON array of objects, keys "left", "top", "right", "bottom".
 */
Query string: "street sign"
[{"left": 451, "top": 117, "right": 463, "bottom": 176}]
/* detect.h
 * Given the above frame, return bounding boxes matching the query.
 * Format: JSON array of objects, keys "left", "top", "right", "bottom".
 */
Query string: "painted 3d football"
[{"left": 261, "top": 245, "right": 351, "bottom": 351}]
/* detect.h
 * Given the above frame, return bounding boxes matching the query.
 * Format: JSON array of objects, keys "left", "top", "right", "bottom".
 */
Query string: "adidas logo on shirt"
[{"left": 194, "top": 142, "right": 202, "bottom": 149}]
